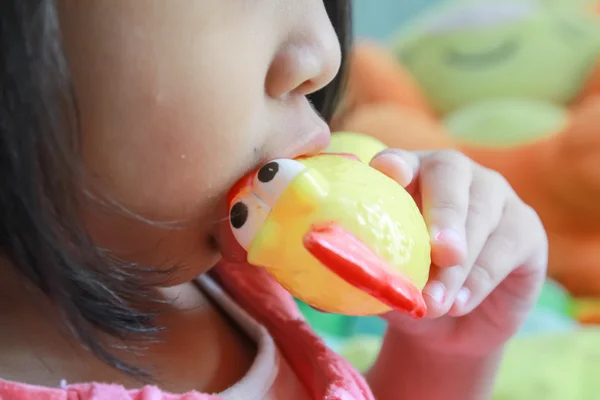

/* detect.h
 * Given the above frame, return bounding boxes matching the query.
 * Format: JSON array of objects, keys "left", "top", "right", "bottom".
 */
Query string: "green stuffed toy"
[
  {"left": 540, "top": 0, "right": 598, "bottom": 9},
  {"left": 392, "top": 0, "right": 600, "bottom": 146},
  {"left": 494, "top": 328, "right": 600, "bottom": 399}
]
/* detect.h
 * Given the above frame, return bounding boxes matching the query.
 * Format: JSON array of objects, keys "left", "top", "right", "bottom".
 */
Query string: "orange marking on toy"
[
  {"left": 227, "top": 169, "right": 257, "bottom": 206},
  {"left": 296, "top": 152, "right": 361, "bottom": 162},
  {"left": 303, "top": 222, "right": 427, "bottom": 318}
]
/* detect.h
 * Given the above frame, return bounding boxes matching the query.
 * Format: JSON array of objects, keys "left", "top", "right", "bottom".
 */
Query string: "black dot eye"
[
  {"left": 230, "top": 202, "right": 248, "bottom": 229},
  {"left": 257, "top": 161, "right": 279, "bottom": 183}
]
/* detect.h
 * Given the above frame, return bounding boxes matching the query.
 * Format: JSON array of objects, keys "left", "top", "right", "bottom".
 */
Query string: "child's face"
[{"left": 57, "top": 1, "right": 341, "bottom": 283}]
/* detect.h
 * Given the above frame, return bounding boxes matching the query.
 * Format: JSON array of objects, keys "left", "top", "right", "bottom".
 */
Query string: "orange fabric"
[
  {"left": 335, "top": 104, "right": 450, "bottom": 151},
  {"left": 577, "top": 63, "right": 600, "bottom": 103},
  {"left": 337, "top": 42, "right": 435, "bottom": 122}
]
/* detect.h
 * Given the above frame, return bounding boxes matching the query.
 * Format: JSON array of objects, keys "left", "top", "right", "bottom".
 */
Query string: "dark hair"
[{"left": 0, "top": 0, "right": 353, "bottom": 379}]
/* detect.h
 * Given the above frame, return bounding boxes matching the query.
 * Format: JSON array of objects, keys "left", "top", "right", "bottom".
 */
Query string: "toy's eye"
[
  {"left": 229, "top": 202, "right": 248, "bottom": 229},
  {"left": 257, "top": 161, "right": 279, "bottom": 183},
  {"left": 229, "top": 193, "right": 270, "bottom": 251},
  {"left": 253, "top": 159, "right": 306, "bottom": 206}
]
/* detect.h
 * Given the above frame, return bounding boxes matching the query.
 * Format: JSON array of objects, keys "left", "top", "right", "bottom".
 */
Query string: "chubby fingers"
[
  {"left": 370, "top": 149, "right": 420, "bottom": 189},
  {"left": 372, "top": 149, "right": 471, "bottom": 268},
  {"left": 425, "top": 168, "right": 508, "bottom": 318},
  {"left": 418, "top": 150, "right": 471, "bottom": 268},
  {"left": 450, "top": 200, "right": 548, "bottom": 317}
]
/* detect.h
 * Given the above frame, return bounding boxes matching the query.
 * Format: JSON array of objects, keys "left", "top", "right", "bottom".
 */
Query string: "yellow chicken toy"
[{"left": 227, "top": 138, "right": 431, "bottom": 318}]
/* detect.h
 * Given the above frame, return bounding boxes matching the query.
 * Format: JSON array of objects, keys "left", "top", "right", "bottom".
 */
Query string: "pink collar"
[{"left": 0, "top": 263, "right": 374, "bottom": 400}]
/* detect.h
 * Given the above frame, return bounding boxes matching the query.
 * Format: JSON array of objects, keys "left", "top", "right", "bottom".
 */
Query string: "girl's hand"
[{"left": 370, "top": 149, "right": 548, "bottom": 356}]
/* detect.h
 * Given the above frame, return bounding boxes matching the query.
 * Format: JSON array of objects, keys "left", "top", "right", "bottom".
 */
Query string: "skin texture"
[
  {"left": 57, "top": 0, "right": 340, "bottom": 284},
  {"left": 1, "top": 0, "right": 340, "bottom": 393},
  {"left": 1, "top": 1, "right": 548, "bottom": 399}
]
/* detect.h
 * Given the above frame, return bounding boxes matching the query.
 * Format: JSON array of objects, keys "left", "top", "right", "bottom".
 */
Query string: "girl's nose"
[{"left": 265, "top": 4, "right": 342, "bottom": 99}]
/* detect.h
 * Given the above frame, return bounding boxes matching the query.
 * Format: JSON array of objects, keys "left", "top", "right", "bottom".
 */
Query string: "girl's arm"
[{"left": 365, "top": 328, "right": 503, "bottom": 400}]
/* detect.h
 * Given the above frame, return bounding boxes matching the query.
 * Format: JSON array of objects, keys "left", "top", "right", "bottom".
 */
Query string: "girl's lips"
[
  {"left": 307, "top": 129, "right": 332, "bottom": 155},
  {"left": 290, "top": 128, "right": 331, "bottom": 159},
  {"left": 216, "top": 125, "right": 331, "bottom": 260}
]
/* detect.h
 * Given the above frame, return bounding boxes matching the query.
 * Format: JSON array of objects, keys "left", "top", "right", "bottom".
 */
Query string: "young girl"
[{"left": 0, "top": 1, "right": 547, "bottom": 399}]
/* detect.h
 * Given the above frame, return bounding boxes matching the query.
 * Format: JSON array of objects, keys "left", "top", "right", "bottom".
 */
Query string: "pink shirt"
[{"left": 0, "top": 263, "right": 375, "bottom": 400}]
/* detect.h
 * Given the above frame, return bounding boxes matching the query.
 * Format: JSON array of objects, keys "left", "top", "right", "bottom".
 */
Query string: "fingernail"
[
  {"left": 433, "top": 227, "right": 460, "bottom": 243},
  {"left": 371, "top": 154, "right": 413, "bottom": 187},
  {"left": 456, "top": 287, "right": 470, "bottom": 306},
  {"left": 423, "top": 281, "right": 446, "bottom": 305},
  {"left": 432, "top": 228, "right": 466, "bottom": 251}
]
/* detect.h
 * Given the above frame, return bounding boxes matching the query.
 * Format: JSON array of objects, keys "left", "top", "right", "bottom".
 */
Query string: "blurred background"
[
  {"left": 307, "top": 1, "right": 600, "bottom": 398},
  {"left": 352, "top": 0, "right": 442, "bottom": 41}
]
